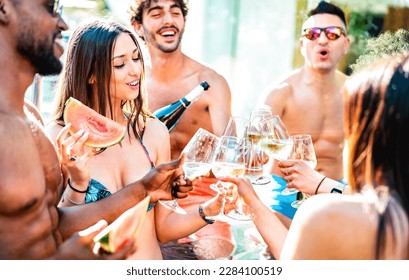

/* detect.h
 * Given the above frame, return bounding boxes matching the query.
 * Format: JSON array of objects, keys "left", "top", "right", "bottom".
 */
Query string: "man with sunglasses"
[
  {"left": 0, "top": 0, "right": 190, "bottom": 259},
  {"left": 258, "top": 1, "right": 350, "bottom": 228}
]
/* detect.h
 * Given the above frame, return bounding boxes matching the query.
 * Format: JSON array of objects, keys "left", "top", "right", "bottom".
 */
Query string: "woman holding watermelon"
[{"left": 47, "top": 20, "right": 230, "bottom": 259}]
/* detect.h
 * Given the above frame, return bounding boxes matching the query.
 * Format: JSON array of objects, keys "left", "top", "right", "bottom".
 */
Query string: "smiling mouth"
[
  {"left": 127, "top": 81, "right": 139, "bottom": 87},
  {"left": 161, "top": 31, "right": 176, "bottom": 37}
]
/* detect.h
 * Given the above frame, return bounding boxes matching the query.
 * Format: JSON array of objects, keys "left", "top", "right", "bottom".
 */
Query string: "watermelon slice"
[
  {"left": 93, "top": 196, "right": 151, "bottom": 253},
  {"left": 63, "top": 97, "right": 126, "bottom": 148}
]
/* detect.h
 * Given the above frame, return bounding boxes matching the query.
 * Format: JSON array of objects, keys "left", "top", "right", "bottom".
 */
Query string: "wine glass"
[
  {"left": 245, "top": 109, "right": 274, "bottom": 185},
  {"left": 158, "top": 128, "right": 219, "bottom": 215},
  {"left": 281, "top": 134, "right": 317, "bottom": 196},
  {"left": 182, "top": 128, "right": 220, "bottom": 180},
  {"left": 243, "top": 140, "right": 266, "bottom": 185},
  {"left": 221, "top": 117, "right": 255, "bottom": 220},
  {"left": 222, "top": 116, "right": 248, "bottom": 139},
  {"left": 209, "top": 136, "right": 251, "bottom": 221},
  {"left": 259, "top": 115, "right": 293, "bottom": 162},
  {"left": 223, "top": 116, "right": 265, "bottom": 184},
  {"left": 285, "top": 134, "right": 317, "bottom": 208}
]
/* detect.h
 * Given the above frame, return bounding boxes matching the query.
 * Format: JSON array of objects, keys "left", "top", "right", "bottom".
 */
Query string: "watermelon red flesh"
[{"left": 63, "top": 97, "right": 126, "bottom": 148}]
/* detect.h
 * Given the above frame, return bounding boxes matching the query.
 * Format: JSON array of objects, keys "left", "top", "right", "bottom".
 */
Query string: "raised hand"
[
  {"left": 141, "top": 154, "right": 193, "bottom": 202},
  {"left": 278, "top": 160, "right": 323, "bottom": 196},
  {"left": 56, "top": 123, "right": 94, "bottom": 187},
  {"left": 203, "top": 181, "right": 237, "bottom": 217},
  {"left": 219, "top": 176, "right": 258, "bottom": 208}
]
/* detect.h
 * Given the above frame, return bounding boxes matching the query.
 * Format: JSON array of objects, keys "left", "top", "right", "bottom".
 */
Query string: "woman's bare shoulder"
[
  {"left": 145, "top": 117, "right": 169, "bottom": 136},
  {"left": 282, "top": 194, "right": 377, "bottom": 259}
]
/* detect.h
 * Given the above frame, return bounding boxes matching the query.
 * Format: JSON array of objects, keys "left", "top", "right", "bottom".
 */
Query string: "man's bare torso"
[
  {"left": 146, "top": 59, "right": 231, "bottom": 160},
  {"left": 148, "top": 80, "right": 214, "bottom": 160},
  {"left": 264, "top": 68, "right": 346, "bottom": 180},
  {"left": 0, "top": 110, "right": 63, "bottom": 259}
]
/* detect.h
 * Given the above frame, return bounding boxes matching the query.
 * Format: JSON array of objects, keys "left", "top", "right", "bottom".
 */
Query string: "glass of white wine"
[
  {"left": 182, "top": 128, "right": 220, "bottom": 180},
  {"left": 285, "top": 134, "right": 317, "bottom": 208},
  {"left": 246, "top": 109, "right": 273, "bottom": 185},
  {"left": 158, "top": 128, "right": 219, "bottom": 215},
  {"left": 259, "top": 115, "right": 293, "bottom": 162},
  {"left": 209, "top": 136, "right": 251, "bottom": 221}
]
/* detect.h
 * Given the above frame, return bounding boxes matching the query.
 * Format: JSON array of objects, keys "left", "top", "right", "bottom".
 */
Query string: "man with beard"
[
  {"left": 130, "top": 0, "right": 233, "bottom": 260},
  {"left": 0, "top": 0, "right": 190, "bottom": 259},
  {"left": 258, "top": 1, "right": 350, "bottom": 228}
]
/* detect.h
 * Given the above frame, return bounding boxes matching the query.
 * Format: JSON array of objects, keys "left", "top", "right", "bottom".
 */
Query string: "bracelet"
[
  {"left": 199, "top": 204, "right": 215, "bottom": 224},
  {"left": 67, "top": 178, "right": 89, "bottom": 193},
  {"left": 315, "top": 176, "right": 327, "bottom": 195},
  {"left": 64, "top": 191, "right": 84, "bottom": 205}
]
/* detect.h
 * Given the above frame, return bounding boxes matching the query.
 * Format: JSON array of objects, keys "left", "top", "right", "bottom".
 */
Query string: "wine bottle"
[{"left": 153, "top": 81, "right": 210, "bottom": 131}]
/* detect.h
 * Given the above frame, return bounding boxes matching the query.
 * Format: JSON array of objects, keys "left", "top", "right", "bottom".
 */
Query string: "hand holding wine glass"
[
  {"left": 209, "top": 136, "right": 251, "bottom": 221},
  {"left": 158, "top": 128, "right": 219, "bottom": 214},
  {"left": 259, "top": 115, "right": 293, "bottom": 188},
  {"left": 283, "top": 134, "right": 317, "bottom": 208}
]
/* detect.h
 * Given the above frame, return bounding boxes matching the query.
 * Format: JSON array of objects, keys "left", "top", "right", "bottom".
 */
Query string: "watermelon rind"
[
  {"left": 63, "top": 97, "right": 126, "bottom": 148},
  {"left": 93, "top": 196, "right": 151, "bottom": 253}
]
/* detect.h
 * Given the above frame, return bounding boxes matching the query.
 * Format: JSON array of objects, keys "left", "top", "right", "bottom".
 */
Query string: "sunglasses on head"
[
  {"left": 302, "top": 26, "right": 346, "bottom": 41},
  {"left": 47, "top": 0, "right": 63, "bottom": 16}
]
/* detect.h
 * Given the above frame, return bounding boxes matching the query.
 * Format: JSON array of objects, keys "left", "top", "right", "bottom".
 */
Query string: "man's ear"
[
  {"left": 0, "top": 1, "right": 10, "bottom": 25},
  {"left": 132, "top": 22, "right": 145, "bottom": 41}
]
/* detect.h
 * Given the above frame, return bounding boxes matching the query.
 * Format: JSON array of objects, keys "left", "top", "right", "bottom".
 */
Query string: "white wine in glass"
[
  {"left": 209, "top": 136, "right": 251, "bottom": 222},
  {"left": 259, "top": 116, "right": 293, "bottom": 161},
  {"left": 284, "top": 134, "right": 317, "bottom": 208},
  {"left": 246, "top": 109, "right": 274, "bottom": 185},
  {"left": 158, "top": 128, "right": 219, "bottom": 214}
]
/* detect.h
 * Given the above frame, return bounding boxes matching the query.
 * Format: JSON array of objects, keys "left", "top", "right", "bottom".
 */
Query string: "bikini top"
[{"left": 85, "top": 129, "right": 155, "bottom": 204}]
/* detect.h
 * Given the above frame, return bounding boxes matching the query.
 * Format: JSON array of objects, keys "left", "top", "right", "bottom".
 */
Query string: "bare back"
[
  {"left": 282, "top": 192, "right": 409, "bottom": 259},
  {"left": 147, "top": 55, "right": 232, "bottom": 160},
  {"left": 261, "top": 67, "right": 346, "bottom": 180},
  {"left": 0, "top": 110, "right": 63, "bottom": 259}
]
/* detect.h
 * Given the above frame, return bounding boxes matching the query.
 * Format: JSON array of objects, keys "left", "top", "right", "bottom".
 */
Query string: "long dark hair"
[
  {"left": 345, "top": 52, "right": 409, "bottom": 258},
  {"left": 53, "top": 19, "right": 150, "bottom": 140}
]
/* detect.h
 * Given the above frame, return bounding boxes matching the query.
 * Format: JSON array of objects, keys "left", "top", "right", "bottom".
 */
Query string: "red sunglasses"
[{"left": 302, "top": 26, "right": 346, "bottom": 41}]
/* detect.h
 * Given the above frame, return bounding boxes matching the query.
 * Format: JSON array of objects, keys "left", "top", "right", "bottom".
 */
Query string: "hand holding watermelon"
[
  {"left": 54, "top": 123, "right": 95, "bottom": 194},
  {"left": 55, "top": 97, "right": 128, "bottom": 192},
  {"left": 54, "top": 220, "right": 136, "bottom": 259},
  {"left": 93, "top": 196, "right": 150, "bottom": 254}
]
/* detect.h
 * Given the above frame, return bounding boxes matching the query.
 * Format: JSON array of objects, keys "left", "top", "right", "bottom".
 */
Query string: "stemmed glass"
[
  {"left": 158, "top": 128, "right": 220, "bottom": 215},
  {"left": 259, "top": 115, "right": 293, "bottom": 163},
  {"left": 222, "top": 116, "right": 248, "bottom": 139},
  {"left": 245, "top": 109, "right": 273, "bottom": 185},
  {"left": 286, "top": 134, "right": 317, "bottom": 208},
  {"left": 208, "top": 136, "right": 251, "bottom": 221}
]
